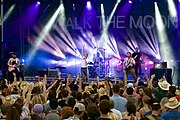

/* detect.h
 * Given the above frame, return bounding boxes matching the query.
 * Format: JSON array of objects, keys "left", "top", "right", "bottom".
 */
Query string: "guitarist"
[
  {"left": 123, "top": 52, "right": 137, "bottom": 82},
  {"left": 7, "top": 52, "right": 20, "bottom": 83}
]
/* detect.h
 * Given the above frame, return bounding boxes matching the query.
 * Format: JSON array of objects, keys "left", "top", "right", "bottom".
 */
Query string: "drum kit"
[
  {"left": 88, "top": 48, "right": 114, "bottom": 78},
  {"left": 88, "top": 54, "right": 103, "bottom": 78}
]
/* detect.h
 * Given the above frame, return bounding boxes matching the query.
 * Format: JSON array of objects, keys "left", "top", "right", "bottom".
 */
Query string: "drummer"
[{"left": 93, "top": 52, "right": 103, "bottom": 67}]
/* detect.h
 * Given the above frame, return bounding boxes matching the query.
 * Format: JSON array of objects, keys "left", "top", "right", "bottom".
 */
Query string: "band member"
[
  {"left": 7, "top": 52, "right": 20, "bottom": 83},
  {"left": 93, "top": 52, "right": 103, "bottom": 76},
  {"left": 132, "top": 47, "right": 142, "bottom": 76},
  {"left": 81, "top": 45, "right": 88, "bottom": 82},
  {"left": 123, "top": 52, "right": 137, "bottom": 81}
]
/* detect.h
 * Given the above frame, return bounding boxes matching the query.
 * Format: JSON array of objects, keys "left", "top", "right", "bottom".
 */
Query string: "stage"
[{"left": 0, "top": 0, "right": 180, "bottom": 85}]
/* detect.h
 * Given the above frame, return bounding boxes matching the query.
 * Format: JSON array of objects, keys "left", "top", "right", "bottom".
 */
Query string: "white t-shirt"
[
  {"left": 123, "top": 57, "right": 135, "bottom": 68},
  {"left": 81, "top": 57, "right": 87, "bottom": 68},
  {"left": 111, "top": 108, "right": 122, "bottom": 120}
]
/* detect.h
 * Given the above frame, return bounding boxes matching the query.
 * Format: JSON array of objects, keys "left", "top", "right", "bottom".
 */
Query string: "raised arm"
[
  {"left": 43, "top": 74, "right": 47, "bottom": 102},
  {"left": 134, "top": 77, "right": 140, "bottom": 88},
  {"left": 24, "top": 83, "right": 33, "bottom": 108},
  {"left": 56, "top": 81, "right": 62, "bottom": 99},
  {"left": 96, "top": 76, "right": 100, "bottom": 87},
  {"left": 124, "top": 72, "right": 127, "bottom": 87},
  {"left": 82, "top": 44, "right": 85, "bottom": 57},
  {"left": 78, "top": 77, "right": 83, "bottom": 92},
  {"left": 148, "top": 74, "right": 155, "bottom": 89},
  {"left": 56, "top": 72, "right": 62, "bottom": 98},
  {"left": 46, "top": 79, "right": 57, "bottom": 93},
  {"left": 114, "top": 74, "right": 117, "bottom": 85}
]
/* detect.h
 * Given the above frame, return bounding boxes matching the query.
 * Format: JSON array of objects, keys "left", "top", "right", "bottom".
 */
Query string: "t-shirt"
[
  {"left": 123, "top": 92, "right": 140, "bottom": 98},
  {"left": 161, "top": 110, "right": 180, "bottom": 120},
  {"left": 96, "top": 117, "right": 111, "bottom": 120},
  {"left": 58, "top": 100, "right": 67, "bottom": 108},
  {"left": 126, "top": 96, "right": 138, "bottom": 103},
  {"left": 67, "top": 116, "right": 79, "bottom": 120},
  {"left": 44, "top": 102, "right": 61, "bottom": 113},
  {"left": 81, "top": 57, "right": 87, "bottom": 68},
  {"left": 123, "top": 57, "right": 136, "bottom": 69},
  {"left": 44, "top": 110, "right": 61, "bottom": 120},
  {"left": 111, "top": 94, "right": 127, "bottom": 113},
  {"left": 145, "top": 114, "right": 163, "bottom": 120},
  {"left": 152, "top": 87, "right": 168, "bottom": 102}
]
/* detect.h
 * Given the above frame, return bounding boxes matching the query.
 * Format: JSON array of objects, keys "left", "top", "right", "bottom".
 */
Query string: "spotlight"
[
  {"left": 73, "top": 4, "right": 75, "bottom": 11},
  {"left": 129, "top": 0, "right": 132, "bottom": 3},
  {"left": 87, "top": 1, "right": 91, "bottom": 10},
  {"left": 22, "top": 59, "right": 25, "bottom": 63},
  {"left": 37, "top": 1, "right": 40, "bottom": 4}
]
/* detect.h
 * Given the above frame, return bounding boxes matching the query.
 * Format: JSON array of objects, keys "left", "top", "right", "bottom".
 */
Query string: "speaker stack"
[{"left": 150, "top": 62, "right": 172, "bottom": 84}]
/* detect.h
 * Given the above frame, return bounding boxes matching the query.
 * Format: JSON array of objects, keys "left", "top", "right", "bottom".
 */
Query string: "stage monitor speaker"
[
  {"left": 150, "top": 68, "right": 172, "bottom": 84},
  {"left": 48, "top": 68, "right": 59, "bottom": 77}
]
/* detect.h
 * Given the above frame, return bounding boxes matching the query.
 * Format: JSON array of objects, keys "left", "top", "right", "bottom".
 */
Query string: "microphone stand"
[{"left": 74, "top": 49, "right": 77, "bottom": 77}]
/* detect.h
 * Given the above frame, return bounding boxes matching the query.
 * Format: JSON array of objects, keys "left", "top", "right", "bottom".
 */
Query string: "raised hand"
[
  {"left": 58, "top": 72, "right": 61, "bottom": 77},
  {"left": 151, "top": 74, "right": 155, "bottom": 79},
  {"left": 96, "top": 76, "right": 100, "bottom": 81},
  {"left": 137, "top": 77, "right": 141, "bottom": 81}
]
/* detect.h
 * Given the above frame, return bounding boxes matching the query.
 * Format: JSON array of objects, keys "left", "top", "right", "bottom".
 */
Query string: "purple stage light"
[
  {"left": 87, "top": 1, "right": 91, "bottom": 10},
  {"left": 128, "top": 0, "right": 132, "bottom": 3},
  {"left": 37, "top": 1, "right": 40, "bottom": 5}
]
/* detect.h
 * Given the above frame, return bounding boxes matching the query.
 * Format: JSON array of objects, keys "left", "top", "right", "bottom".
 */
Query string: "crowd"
[{"left": 0, "top": 71, "right": 179, "bottom": 120}]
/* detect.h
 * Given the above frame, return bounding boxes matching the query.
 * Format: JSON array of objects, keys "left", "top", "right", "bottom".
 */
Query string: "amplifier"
[
  {"left": 150, "top": 68, "right": 172, "bottom": 84},
  {"left": 48, "top": 68, "right": 59, "bottom": 77}
]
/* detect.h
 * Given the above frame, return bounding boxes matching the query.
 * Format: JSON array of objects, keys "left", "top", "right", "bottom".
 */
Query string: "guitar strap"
[{"left": 126, "top": 58, "right": 132, "bottom": 67}]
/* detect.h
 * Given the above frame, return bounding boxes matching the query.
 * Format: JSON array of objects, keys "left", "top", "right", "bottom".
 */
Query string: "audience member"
[
  {"left": 161, "top": 97, "right": 180, "bottom": 120},
  {"left": 111, "top": 84, "right": 127, "bottom": 112},
  {"left": 44, "top": 99, "right": 61, "bottom": 120},
  {"left": 97, "top": 99, "right": 111, "bottom": 120}
]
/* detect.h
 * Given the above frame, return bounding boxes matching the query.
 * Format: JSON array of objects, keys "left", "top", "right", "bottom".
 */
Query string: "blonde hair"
[{"left": 31, "top": 95, "right": 43, "bottom": 110}]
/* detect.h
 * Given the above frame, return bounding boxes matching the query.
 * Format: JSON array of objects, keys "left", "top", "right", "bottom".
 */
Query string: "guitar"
[
  {"left": 8, "top": 65, "right": 20, "bottom": 72},
  {"left": 124, "top": 55, "right": 137, "bottom": 72}
]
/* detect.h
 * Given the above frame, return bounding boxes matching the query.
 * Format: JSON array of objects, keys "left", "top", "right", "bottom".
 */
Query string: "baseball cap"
[{"left": 127, "top": 83, "right": 134, "bottom": 89}]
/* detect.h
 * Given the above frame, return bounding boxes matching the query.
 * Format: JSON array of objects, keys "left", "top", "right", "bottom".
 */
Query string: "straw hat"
[
  {"left": 98, "top": 87, "right": 107, "bottom": 96},
  {"left": 84, "top": 86, "right": 93, "bottom": 93},
  {"left": 165, "top": 97, "right": 180, "bottom": 109},
  {"left": 158, "top": 80, "right": 171, "bottom": 91},
  {"left": 3, "top": 96, "right": 15, "bottom": 105}
]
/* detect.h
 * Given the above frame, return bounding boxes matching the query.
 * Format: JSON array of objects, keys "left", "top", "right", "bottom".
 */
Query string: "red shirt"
[{"left": 123, "top": 92, "right": 140, "bottom": 99}]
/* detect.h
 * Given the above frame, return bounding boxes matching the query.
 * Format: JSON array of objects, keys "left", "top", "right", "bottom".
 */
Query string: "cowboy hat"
[
  {"left": 20, "top": 81, "right": 29, "bottom": 90},
  {"left": 165, "top": 97, "right": 180, "bottom": 109},
  {"left": 158, "top": 80, "right": 171, "bottom": 91}
]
